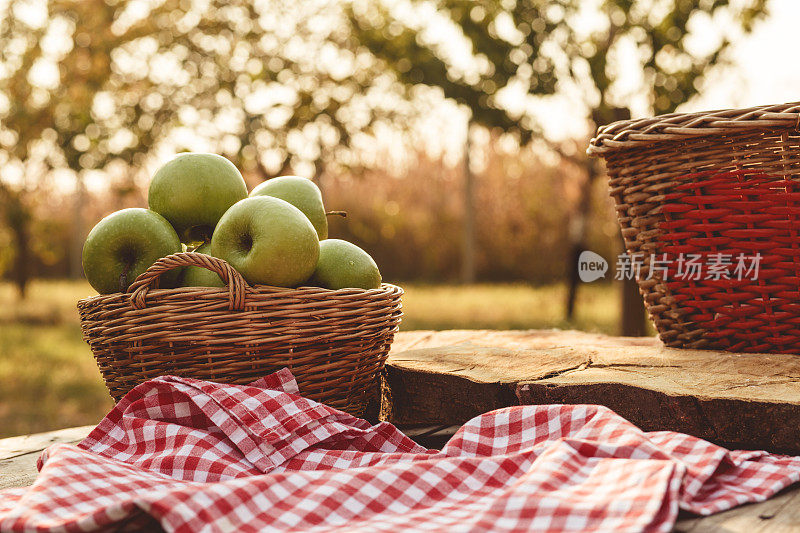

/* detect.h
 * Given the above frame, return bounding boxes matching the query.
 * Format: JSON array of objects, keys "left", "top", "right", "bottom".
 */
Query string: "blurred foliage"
[
  {"left": 325, "top": 140, "right": 618, "bottom": 283},
  {"left": 348, "top": 0, "right": 769, "bottom": 139},
  {"left": 13, "top": 141, "right": 618, "bottom": 285},
  {"left": 0, "top": 0, "right": 413, "bottom": 292},
  {"left": 0, "top": 0, "right": 772, "bottom": 294},
  {"left": 347, "top": 0, "right": 767, "bottom": 329},
  {"left": 0, "top": 0, "right": 407, "bottom": 177}
]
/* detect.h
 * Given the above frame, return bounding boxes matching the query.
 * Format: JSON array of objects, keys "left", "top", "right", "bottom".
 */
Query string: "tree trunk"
[
  {"left": 590, "top": 105, "right": 646, "bottom": 337},
  {"left": 2, "top": 189, "right": 32, "bottom": 299},
  {"left": 565, "top": 161, "right": 599, "bottom": 318},
  {"left": 620, "top": 234, "right": 648, "bottom": 336},
  {"left": 568, "top": 107, "right": 645, "bottom": 334},
  {"left": 69, "top": 172, "right": 85, "bottom": 279},
  {"left": 314, "top": 158, "right": 326, "bottom": 198},
  {"left": 461, "top": 120, "right": 476, "bottom": 284},
  {"left": 12, "top": 212, "right": 30, "bottom": 299}
]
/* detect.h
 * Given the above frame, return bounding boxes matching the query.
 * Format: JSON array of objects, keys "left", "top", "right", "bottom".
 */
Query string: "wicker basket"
[
  {"left": 77, "top": 252, "right": 403, "bottom": 416},
  {"left": 588, "top": 101, "right": 800, "bottom": 353}
]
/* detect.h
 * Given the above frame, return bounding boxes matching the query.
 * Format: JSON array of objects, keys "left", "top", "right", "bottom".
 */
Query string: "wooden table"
[
  {"left": 5, "top": 329, "right": 800, "bottom": 531},
  {"left": 385, "top": 330, "right": 800, "bottom": 454},
  {"left": 0, "top": 425, "right": 95, "bottom": 490}
]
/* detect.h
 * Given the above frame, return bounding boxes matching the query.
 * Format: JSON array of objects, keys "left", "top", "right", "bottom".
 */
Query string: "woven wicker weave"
[
  {"left": 588, "top": 101, "right": 800, "bottom": 353},
  {"left": 78, "top": 252, "right": 403, "bottom": 416}
]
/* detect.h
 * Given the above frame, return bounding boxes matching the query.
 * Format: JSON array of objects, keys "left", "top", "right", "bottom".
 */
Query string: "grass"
[
  {"left": 0, "top": 279, "right": 621, "bottom": 438},
  {"left": 0, "top": 281, "right": 114, "bottom": 438},
  {"left": 400, "top": 282, "right": 620, "bottom": 333}
]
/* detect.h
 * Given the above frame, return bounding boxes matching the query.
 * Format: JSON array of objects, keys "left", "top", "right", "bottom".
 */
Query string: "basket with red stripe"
[{"left": 588, "top": 102, "right": 800, "bottom": 353}]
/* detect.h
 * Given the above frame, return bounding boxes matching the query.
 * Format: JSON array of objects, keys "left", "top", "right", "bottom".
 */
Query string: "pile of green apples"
[{"left": 82, "top": 153, "right": 382, "bottom": 294}]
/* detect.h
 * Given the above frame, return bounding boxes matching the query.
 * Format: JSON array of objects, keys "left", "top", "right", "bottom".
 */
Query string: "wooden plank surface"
[
  {"left": 384, "top": 329, "right": 800, "bottom": 454},
  {"left": 674, "top": 488, "right": 800, "bottom": 532},
  {"left": 0, "top": 425, "right": 93, "bottom": 489},
  {"left": 0, "top": 425, "right": 95, "bottom": 459}
]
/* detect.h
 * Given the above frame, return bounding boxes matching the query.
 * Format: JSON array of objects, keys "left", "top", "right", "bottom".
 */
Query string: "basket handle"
[{"left": 128, "top": 252, "right": 248, "bottom": 311}]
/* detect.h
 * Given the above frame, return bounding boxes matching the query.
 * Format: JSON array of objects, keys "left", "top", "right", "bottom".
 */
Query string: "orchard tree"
[
  {"left": 0, "top": 0, "right": 174, "bottom": 296},
  {"left": 348, "top": 0, "right": 768, "bottom": 334},
  {"left": 0, "top": 0, "right": 407, "bottom": 297}
]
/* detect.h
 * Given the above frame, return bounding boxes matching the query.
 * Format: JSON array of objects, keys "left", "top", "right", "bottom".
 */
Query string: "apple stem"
[
  {"left": 325, "top": 210, "right": 347, "bottom": 218},
  {"left": 119, "top": 262, "right": 131, "bottom": 293}
]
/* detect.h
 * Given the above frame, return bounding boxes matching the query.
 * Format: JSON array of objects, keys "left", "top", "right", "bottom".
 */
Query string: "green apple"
[
  {"left": 178, "top": 242, "right": 225, "bottom": 287},
  {"left": 148, "top": 153, "right": 248, "bottom": 243},
  {"left": 82, "top": 208, "right": 182, "bottom": 294},
  {"left": 310, "top": 239, "right": 381, "bottom": 290},
  {"left": 249, "top": 176, "right": 328, "bottom": 240},
  {"left": 211, "top": 196, "right": 319, "bottom": 287}
]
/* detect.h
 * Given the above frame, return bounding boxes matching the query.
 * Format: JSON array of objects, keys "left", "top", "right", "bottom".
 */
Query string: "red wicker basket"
[
  {"left": 77, "top": 252, "right": 403, "bottom": 416},
  {"left": 588, "top": 101, "right": 800, "bottom": 353}
]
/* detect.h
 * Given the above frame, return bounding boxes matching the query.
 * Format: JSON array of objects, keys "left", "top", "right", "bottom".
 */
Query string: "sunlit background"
[{"left": 0, "top": 0, "right": 788, "bottom": 435}]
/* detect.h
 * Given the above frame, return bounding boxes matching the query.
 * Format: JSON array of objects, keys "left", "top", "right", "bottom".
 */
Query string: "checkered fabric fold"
[{"left": 1, "top": 368, "right": 799, "bottom": 532}]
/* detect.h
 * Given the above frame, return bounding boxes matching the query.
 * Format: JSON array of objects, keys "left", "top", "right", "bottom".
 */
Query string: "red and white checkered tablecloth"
[{"left": 1, "top": 368, "right": 799, "bottom": 532}]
